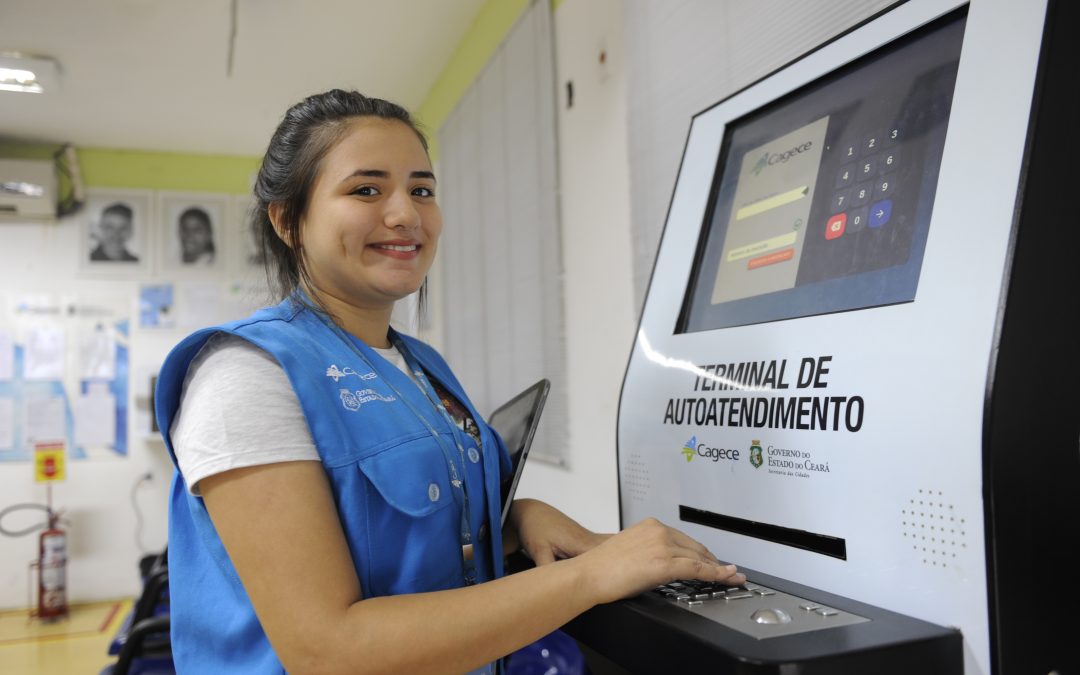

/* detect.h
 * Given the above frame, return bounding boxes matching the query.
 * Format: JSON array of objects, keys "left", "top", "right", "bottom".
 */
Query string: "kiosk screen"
[{"left": 679, "top": 11, "right": 964, "bottom": 333}]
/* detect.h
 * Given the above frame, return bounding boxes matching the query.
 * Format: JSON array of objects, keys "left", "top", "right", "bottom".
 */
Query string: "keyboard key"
[{"left": 724, "top": 590, "right": 754, "bottom": 600}]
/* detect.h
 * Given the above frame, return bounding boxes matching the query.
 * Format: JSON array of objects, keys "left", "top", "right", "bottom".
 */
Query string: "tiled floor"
[{"left": 0, "top": 599, "right": 132, "bottom": 675}]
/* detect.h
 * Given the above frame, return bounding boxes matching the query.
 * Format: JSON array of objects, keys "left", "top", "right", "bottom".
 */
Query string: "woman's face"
[{"left": 299, "top": 117, "right": 440, "bottom": 311}]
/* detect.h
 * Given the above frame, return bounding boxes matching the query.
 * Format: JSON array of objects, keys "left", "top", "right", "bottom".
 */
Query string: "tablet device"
[{"left": 487, "top": 378, "right": 550, "bottom": 527}]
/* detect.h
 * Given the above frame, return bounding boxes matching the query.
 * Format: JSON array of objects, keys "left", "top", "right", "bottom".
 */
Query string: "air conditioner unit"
[{"left": 0, "top": 158, "right": 57, "bottom": 221}]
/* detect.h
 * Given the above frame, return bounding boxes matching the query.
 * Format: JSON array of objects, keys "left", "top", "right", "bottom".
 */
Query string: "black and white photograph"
[
  {"left": 80, "top": 189, "right": 152, "bottom": 274},
  {"left": 158, "top": 192, "right": 227, "bottom": 272}
]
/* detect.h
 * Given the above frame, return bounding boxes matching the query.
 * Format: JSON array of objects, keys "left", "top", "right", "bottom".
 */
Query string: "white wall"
[
  {"left": 0, "top": 211, "right": 262, "bottom": 610},
  {"left": 510, "top": 0, "right": 634, "bottom": 533},
  {"left": 623, "top": 0, "right": 895, "bottom": 305}
]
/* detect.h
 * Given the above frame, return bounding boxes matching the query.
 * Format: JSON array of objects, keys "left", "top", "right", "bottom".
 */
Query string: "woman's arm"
[{"left": 201, "top": 460, "right": 743, "bottom": 675}]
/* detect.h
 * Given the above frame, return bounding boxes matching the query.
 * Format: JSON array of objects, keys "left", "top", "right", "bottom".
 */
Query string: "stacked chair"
[{"left": 100, "top": 547, "right": 174, "bottom": 675}]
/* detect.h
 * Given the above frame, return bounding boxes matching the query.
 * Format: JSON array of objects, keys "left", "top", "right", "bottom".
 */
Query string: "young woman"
[{"left": 155, "top": 89, "right": 744, "bottom": 674}]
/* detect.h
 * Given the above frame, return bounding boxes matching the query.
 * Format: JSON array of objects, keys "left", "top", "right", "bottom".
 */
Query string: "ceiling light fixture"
[{"left": 0, "top": 53, "right": 60, "bottom": 94}]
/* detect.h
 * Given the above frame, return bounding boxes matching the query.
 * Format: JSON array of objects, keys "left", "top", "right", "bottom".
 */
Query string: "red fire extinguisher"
[{"left": 37, "top": 510, "right": 68, "bottom": 620}]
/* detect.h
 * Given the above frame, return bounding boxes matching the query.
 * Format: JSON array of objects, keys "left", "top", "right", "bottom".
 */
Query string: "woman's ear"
[{"left": 267, "top": 202, "right": 293, "bottom": 248}]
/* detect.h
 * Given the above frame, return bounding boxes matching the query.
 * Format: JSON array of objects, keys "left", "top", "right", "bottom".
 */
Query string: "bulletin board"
[{"left": 0, "top": 294, "right": 130, "bottom": 461}]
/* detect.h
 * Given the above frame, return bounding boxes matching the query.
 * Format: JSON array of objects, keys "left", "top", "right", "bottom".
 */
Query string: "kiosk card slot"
[{"left": 679, "top": 505, "right": 846, "bottom": 559}]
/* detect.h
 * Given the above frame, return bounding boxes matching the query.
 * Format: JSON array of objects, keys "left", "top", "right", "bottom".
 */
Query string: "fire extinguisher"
[
  {"left": 37, "top": 510, "right": 68, "bottom": 620},
  {"left": 0, "top": 502, "right": 70, "bottom": 621}
]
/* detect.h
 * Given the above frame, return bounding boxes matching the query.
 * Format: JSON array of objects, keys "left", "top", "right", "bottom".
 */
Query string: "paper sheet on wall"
[
  {"left": 75, "top": 385, "right": 116, "bottom": 447},
  {"left": 26, "top": 396, "right": 65, "bottom": 443},
  {"left": 79, "top": 327, "right": 116, "bottom": 380},
  {"left": 0, "top": 331, "right": 13, "bottom": 381},
  {"left": 139, "top": 284, "right": 175, "bottom": 328},
  {"left": 180, "top": 283, "right": 222, "bottom": 329},
  {"left": 24, "top": 327, "right": 66, "bottom": 380},
  {"left": 0, "top": 397, "right": 14, "bottom": 450}
]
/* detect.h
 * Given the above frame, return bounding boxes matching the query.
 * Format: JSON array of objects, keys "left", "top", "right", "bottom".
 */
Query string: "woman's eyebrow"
[{"left": 341, "top": 169, "right": 436, "bottom": 182}]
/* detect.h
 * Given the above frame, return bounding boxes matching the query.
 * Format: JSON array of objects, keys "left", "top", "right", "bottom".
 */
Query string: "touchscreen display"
[{"left": 679, "top": 10, "right": 965, "bottom": 332}]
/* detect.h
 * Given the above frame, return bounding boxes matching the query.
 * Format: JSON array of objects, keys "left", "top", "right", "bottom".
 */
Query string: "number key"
[
  {"left": 850, "top": 182, "right": 873, "bottom": 208},
  {"left": 835, "top": 162, "right": 856, "bottom": 188},
  {"left": 862, "top": 132, "right": 883, "bottom": 154},
  {"left": 832, "top": 189, "right": 851, "bottom": 213},
  {"left": 880, "top": 147, "right": 901, "bottom": 173},
  {"left": 848, "top": 206, "right": 869, "bottom": 233},
  {"left": 875, "top": 173, "right": 895, "bottom": 198}
]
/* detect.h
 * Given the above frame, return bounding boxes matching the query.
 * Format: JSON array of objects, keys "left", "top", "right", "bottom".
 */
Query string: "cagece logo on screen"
[
  {"left": 679, "top": 436, "right": 741, "bottom": 463},
  {"left": 750, "top": 140, "right": 814, "bottom": 176}
]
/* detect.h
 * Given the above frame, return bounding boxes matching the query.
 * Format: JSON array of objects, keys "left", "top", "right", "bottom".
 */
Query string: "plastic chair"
[
  {"left": 103, "top": 550, "right": 173, "bottom": 674},
  {"left": 108, "top": 567, "right": 170, "bottom": 656},
  {"left": 506, "top": 629, "right": 588, "bottom": 675},
  {"left": 101, "top": 615, "right": 174, "bottom": 675}
]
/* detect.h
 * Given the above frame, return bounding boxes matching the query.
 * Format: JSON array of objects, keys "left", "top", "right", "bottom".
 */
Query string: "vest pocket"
[
  {"left": 357, "top": 439, "right": 455, "bottom": 516},
  {"left": 355, "top": 437, "right": 462, "bottom": 595}
]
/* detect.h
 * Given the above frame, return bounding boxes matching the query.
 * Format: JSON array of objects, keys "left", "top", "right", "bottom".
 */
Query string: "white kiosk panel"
[{"left": 618, "top": 2, "right": 1048, "bottom": 673}]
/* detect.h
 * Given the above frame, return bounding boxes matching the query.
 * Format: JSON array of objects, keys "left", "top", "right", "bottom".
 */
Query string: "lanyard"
[{"left": 314, "top": 309, "right": 481, "bottom": 585}]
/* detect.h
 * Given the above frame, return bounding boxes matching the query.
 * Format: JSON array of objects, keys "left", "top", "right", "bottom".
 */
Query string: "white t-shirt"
[{"left": 170, "top": 333, "right": 415, "bottom": 495}]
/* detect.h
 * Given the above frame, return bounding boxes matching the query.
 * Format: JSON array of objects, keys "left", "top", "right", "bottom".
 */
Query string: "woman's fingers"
[
  {"left": 666, "top": 528, "right": 722, "bottom": 566},
  {"left": 528, "top": 545, "right": 557, "bottom": 566},
  {"left": 574, "top": 517, "right": 747, "bottom": 605}
]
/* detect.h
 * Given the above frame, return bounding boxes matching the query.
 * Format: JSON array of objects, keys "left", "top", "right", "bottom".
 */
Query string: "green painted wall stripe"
[
  {"left": 1, "top": 142, "right": 259, "bottom": 193},
  {"left": 415, "top": 0, "right": 532, "bottom": 160},
  {"left": 78, "top": 148, "right": 259, "bottom": 193}
]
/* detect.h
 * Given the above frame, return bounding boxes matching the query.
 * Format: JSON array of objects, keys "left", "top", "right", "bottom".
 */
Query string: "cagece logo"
[
  {"left": 681, "top": 437, "right": 696, "bottom": 462},
  {"left": 750, "top": 152, "right": 769, "bottom": 176},
  {"left": 750, "top": 141, "right": 813, "bottom": 176},
  {"left": 679, "top": 436, "right": 741, "bottom": 464},
  {"left": 749, "top": 440, "right": 763, "bottom": 469}
]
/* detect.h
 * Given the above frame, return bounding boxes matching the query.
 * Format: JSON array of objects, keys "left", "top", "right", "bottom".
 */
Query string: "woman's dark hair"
[{"left": 252, "top": 89, "right": 429, "bottom": 307}]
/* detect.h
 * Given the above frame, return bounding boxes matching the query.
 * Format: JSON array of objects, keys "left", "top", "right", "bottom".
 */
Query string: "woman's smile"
[{"left": 369, "top": 239, "right": 422, "bottom": 259}]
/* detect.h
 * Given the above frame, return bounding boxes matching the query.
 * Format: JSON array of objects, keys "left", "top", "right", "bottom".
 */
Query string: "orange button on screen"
[{"left": 747, "top": 247, "right": 795, "bottom": 270}]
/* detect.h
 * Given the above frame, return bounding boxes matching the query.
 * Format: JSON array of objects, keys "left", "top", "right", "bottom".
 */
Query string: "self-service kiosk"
[{"left": 562, "top": 0, "right": 1078, "bottom": 673}]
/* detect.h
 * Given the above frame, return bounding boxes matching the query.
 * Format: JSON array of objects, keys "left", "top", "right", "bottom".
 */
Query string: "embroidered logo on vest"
[
  {"left": 339, "top": 388, "right": 396, "bottom": 411},
  {"left": 326, "top": 364, "right": 377, "bottom": 382}
]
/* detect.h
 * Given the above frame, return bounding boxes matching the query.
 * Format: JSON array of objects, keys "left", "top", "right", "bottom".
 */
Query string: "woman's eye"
[
  {"left": 412, "top": 186, "right": 435, "bottom": 198},
  {"left": 352, "top": 185, "right": 379, "bottom": 197}
]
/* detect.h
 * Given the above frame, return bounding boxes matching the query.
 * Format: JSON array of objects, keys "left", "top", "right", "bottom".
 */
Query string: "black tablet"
[{"left": 487, "top": 378, "right": 550, "bottom": 527}]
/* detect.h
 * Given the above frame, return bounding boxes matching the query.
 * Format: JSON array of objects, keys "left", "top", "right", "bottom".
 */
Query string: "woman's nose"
[{"left": 384, "top": 189, "right": 421, "bottom": 230}]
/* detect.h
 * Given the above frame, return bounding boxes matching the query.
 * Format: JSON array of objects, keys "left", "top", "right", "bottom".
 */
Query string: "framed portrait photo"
[
  {"left": 79, "top": 189, "right": 153, "bottom": 275},
  {"left": 158, "top": 192, "right": 229, "bottom": 274}
]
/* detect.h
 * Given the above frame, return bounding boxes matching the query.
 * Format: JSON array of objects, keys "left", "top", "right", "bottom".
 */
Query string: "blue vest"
[{"left": 155, "top": 299, "right": 511, "bottom": 673}]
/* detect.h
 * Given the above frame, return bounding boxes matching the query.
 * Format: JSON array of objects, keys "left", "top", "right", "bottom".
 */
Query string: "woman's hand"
[
  {"left": 570, "top": 517, "right": 745, "bottom": 606},
  {"left": 508, "top": 498, "right": 609, "bottom": 565},
  {"left": 507, "top": 499, "right": 745, "bottom": 607}
]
